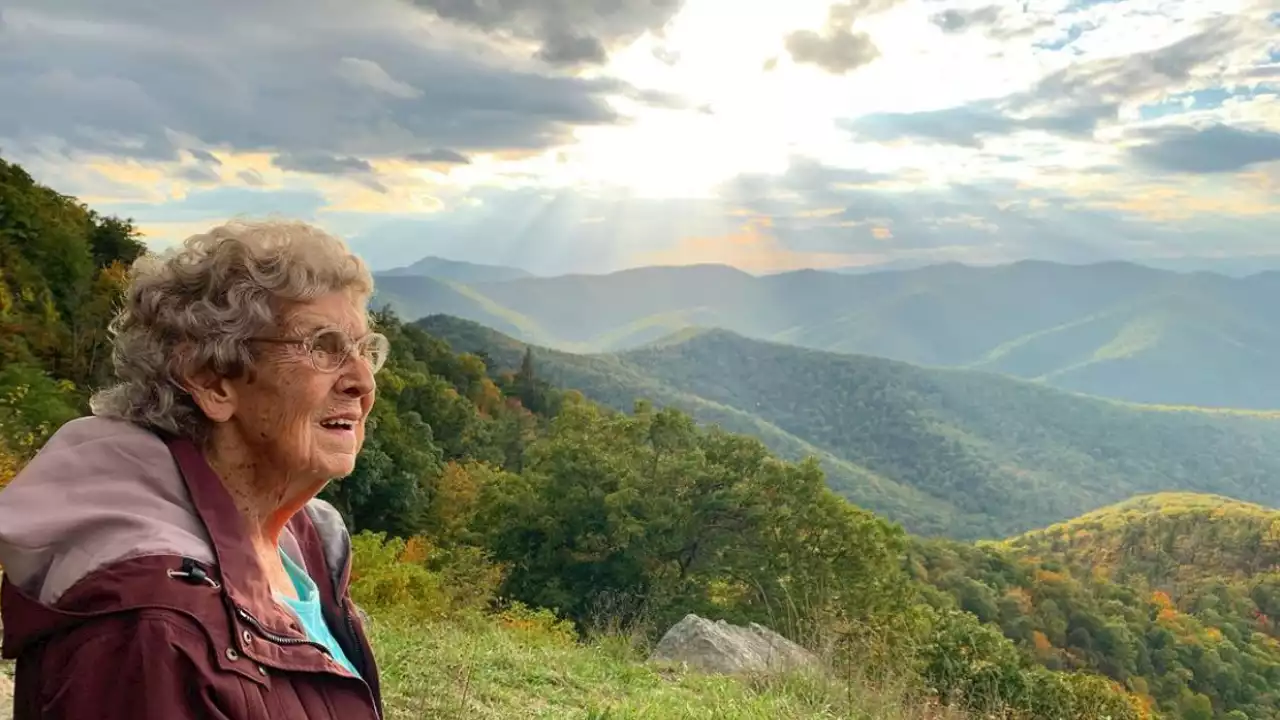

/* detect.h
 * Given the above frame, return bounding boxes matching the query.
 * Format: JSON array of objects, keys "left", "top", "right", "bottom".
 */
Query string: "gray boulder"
[{"left": 649, "top": 613, "right": 818, "bottom": 675}]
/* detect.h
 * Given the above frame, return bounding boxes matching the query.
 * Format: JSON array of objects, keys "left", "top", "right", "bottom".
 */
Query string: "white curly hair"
[{"left": 90, "top": 219, "right": 374, "bottom": 443}]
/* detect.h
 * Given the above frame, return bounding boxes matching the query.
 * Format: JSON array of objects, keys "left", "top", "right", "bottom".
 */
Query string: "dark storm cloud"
[
  {"left": 405, "top": 0, "right": 686, "bottom": 67},
  {"left": 844, "top": 17, "right": 1248, "bottom": 147},
  {"left": 1129, "top": 124, "right": 1280, "bottom": 173},
  {"left": 784, "top": 0, "right": 901, "bottom": 74},
  {"left": 0, "top": 0, "right": 636, "bottom": 164}
]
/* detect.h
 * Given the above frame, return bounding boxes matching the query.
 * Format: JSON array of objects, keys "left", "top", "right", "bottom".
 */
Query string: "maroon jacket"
[{"left": 0, "top": 416, "right": 384, "bottom": 719}]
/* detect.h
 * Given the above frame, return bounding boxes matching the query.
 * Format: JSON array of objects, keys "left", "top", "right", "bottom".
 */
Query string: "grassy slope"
[
  {"left": 385, "top": 262, "right": 1280, "bottom": 409},
  {"left": 420, "top": 315, "right": 1280, "bottom": 540},
  {"left": 0, "top": 616, "right": 958, "bottom": 720},
  {"left": 369, "top": 616, "right": 965, "bottom": 720}
]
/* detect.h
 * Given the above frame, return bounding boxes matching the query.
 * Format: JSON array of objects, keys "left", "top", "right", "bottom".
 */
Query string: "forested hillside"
[
  {"left": 374, "top": 260, "right": 1280, "bottom": 409},
  {"left": 911, "top": 493, "right": 1280, "bottom": 719},
  {"left": 419, "top": 315, "right": 1280, "bottom": 540},
  {"left": 0, "top": 157, "right": 146, "bottom": 479},
  {"left": 1, "top": 155, "right": 1161, "bottom": 719}
]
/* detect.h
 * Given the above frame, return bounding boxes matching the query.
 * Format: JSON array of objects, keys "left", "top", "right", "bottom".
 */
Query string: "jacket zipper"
[
  {"left": 235, "top": 606, "right": 334, "bottom": 656},
  {"left": 342, "top": 601, "right": 369, "bottom": 672},
  {"left": 239, "top": 604, "right": 382, "bottom": 718},
  {"left": 342, "top": 599, "right": 382, "bottom": 720}
]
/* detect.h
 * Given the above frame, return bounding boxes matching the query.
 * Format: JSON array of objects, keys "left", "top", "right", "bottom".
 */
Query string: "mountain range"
[
  {"left": 373, "top": 259, "right": 1280, "bottom": 410},
  {"left": 379, "top": 255, "right": 535, "bottom": 283},
  {"left": 419, "top": 315, "right": 1280, "bottom": 540}
]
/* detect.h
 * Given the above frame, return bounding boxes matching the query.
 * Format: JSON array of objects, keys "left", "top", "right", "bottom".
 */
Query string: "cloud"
[
  {"left": 5, "top": 0, "right": 1277, "bottom": 276},
  {"left": 98, "top": 186, "right": 330, "bottom": 226},
  {"left": 0, "top": 0, "right": 634, "bottom": 166},
  {"left": 711, "top": 156, "right": 1277, "bottom": 265},
  {"left": 1129, "top": 124, "right": 1280, "bottom": 173},
  {"left": 270, "top": 152, "right": 390, "bottom": 193},
  {"left": 845, "top": 104, "right": 1019, "bottom": 148},
  {"left": 536, "top": 31, "right": 608, "bottom": 66},
  {"left": 1011, "top": 17, "right": 1244, "bottom": 120},
  {"left": 334, "top": 57, "right": 424, "bottom": 99},
  {"left": 175, "top": 164, "right": 221, "bottom": 184},
  {"left": 783, "top": 0, "right": 900, "bottom": 74},
  {"left": 407, "top": 149, "right": 471, "bottom": 164},
  {"left": 634, "top": 214, "right": 884, "bottom": 273},
  {"left": 187, "top": 148, "right": 221, "bottom": 166},
  {"left": 272, "top": 154, "right": 375, "bottom": 175},
  {"left": 930, "top": 6, "right": 1001, "bottom": 34},
  {"left": 844, "top": 15, "right": 1257, "bottom": 148},
  {"left": 404, "top": 0, "right": 686, "bottom": 68},
  {"left": 785, "top": 29, "right": 880, "bottom": 75},
  {"left": 844, "top": 102, "right": 1112, "bottom": 147}
]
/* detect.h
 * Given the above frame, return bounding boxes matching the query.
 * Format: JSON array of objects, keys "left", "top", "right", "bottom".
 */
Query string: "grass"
[
  {"left": 367, "top": 614, "right": 970, "bottom": 720},
  {"left": 1, "top": 659, "right": 12, "bottom": 718},
  {"left": 0, "top": 602, "right": 977, "bottom": 719}
]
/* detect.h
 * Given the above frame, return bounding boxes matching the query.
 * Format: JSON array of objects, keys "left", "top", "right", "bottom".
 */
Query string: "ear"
[{"left": 184, "top": 366, "right": 240, "bottom": 424}]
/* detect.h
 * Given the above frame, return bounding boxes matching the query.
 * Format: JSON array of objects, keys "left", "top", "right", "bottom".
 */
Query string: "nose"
[{"left": 335, "top": 351, "right": 376, "bottom": 398}]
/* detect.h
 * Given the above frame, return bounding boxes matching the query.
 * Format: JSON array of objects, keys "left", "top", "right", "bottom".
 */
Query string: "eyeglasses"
[{"left": 249, "top": 327, "right": 390, "bottom": 374}]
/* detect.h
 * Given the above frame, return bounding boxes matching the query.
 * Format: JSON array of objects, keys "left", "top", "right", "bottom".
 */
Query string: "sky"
[{"left": 1, "top": 0, "right": 1277, "bottom": 276}]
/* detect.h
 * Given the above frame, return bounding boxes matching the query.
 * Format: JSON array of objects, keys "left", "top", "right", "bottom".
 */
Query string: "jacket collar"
[
  {"left": 165, "top": 435, "right": 326, "bottom": 640},
  {"left": 166, "top": 434, "right": 379, "bottom": 702}
]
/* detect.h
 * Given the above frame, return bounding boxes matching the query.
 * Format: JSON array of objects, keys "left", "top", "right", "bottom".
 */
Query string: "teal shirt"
[{"left": 276, "top": 549, "right": 359, "bottom": 676}]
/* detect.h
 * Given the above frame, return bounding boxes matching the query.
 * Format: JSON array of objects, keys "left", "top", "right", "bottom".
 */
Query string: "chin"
[{"left": 317, "top": 453, "right": 359, "bottom": 479}]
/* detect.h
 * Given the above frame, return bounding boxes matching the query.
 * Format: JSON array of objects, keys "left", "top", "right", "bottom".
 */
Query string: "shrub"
[
  {"left": 349, "top": 531, "right": 502, "bottom": 622},
  {"left": 913, "top": 607, "right": 1150, "bottom": 719},
  {"left": 494, "top": 600, "right": 579, "bottom": 647}
]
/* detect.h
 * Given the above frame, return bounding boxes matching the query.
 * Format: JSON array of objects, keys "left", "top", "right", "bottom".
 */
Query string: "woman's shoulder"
[{"left": 286, "top": 498, "right": 356, "bottom": 590}]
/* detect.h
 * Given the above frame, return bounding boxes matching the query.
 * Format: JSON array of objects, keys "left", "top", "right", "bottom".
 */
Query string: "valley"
[{"left": 420, "top": 314, "right": 1280, "bottom": 540}]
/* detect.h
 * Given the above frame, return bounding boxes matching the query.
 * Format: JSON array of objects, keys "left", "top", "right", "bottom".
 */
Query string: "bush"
[
  {"left": 0, "top": 363, "right": 78, "bottom": 464},
  {"left": 493, "top": 600, "right": 579, "bottom": 647},
  {"left": 913, "top": 607, "right": 1150, "bottom": 719},
  {"left": 349, "top": 531, "right": 503, "bottom": 622}
]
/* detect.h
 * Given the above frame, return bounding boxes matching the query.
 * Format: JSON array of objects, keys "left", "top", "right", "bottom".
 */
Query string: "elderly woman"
[{"left": 0, "top": 220, "right": 387, "bottom": 719}]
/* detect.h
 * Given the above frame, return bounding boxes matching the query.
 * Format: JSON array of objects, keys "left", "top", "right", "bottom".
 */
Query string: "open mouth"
[{"left": 319, "top": 418, "right": 357, "bottom": 433}]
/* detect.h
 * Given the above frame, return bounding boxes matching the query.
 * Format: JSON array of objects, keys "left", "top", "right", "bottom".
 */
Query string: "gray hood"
[{"left": 0, "top": 416, "right": 215, "bottom": 605}]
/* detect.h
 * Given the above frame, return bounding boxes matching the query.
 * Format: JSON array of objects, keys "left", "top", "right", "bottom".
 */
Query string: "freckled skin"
[{"left": 193, "top": 291, "right": 378, "bottom": 599}]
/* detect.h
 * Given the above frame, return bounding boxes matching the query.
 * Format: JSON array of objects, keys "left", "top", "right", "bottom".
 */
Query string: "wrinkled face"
[{"left": 225, "top": 291, "right": 380, "bottom": 483}]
